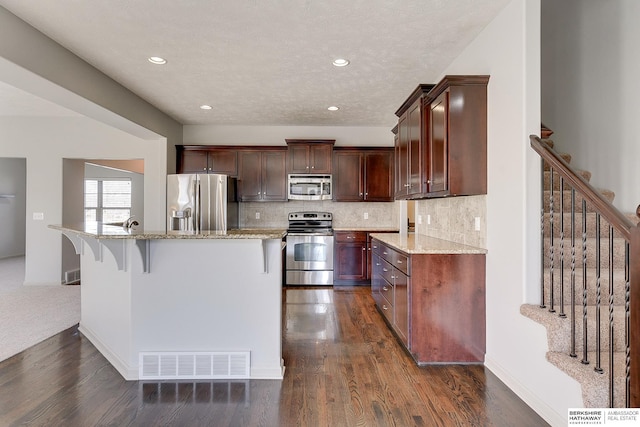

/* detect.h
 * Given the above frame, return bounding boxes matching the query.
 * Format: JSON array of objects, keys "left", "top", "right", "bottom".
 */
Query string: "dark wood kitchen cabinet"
[
  {"left": 334, "top": 231, "right": 368, "bottom": 284},
  {"left": 286, "top": 139, "right": 334, "bottom": 174},
  {"left": 176, "top": 146, "right": 238, "bottom": 176},
  {"left": 394, "top": 84, "right": 434, "bottom": 199},
  {"left": 333, "top": 148, "right": 394, "bottom": 202},
  {"left": 371, "top": 238, "right": 486, "bottom": 364},
  {"left": 394, "top": 75, "right": 488, "bottom": 200},
  {"left": 423, "top": 76, "right": 488, "bottom": 197},
  {"left": 237, "top": 148, "right": 287, "bottom": 202}
]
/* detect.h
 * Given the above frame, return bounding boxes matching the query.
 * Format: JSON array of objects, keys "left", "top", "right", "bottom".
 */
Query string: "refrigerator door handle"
[{"left": 194, "top": 179, "right": 200, "bottom": 232}]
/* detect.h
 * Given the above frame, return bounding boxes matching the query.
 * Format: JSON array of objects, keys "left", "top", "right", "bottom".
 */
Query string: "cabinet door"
[
  {"left": 396, "top": 115, "right": 409, "bottom": 198},
  {"left": 288, "top": 144, "right": 310, "bottom": 173},
  {"left": 364, "top": 150, "right": 393, "bottom": 202},
  {"left": 407, "top": 101, "right": 423, "bottom": 196},
  {"left": 333, "top": 151, "right": 363, "bottom": 201},
  {"left": 394, "top": 270, "right": 409, "bottom": 346},
  {"left": 335, "top": 242, "right": 367, "bottom": 281},
  {"left": 238, "top": 151, "right": 263, "bottom": 201},
  {"left": 261, "top": 150, "right": 287, "bottom": 201},
  {"left": 179, "top": 150, "right": 209, "bottom": 174},
  {"left": 209, "top": 150, "right": 238, "bottom": 176},
  {"left": 309, "top": 144, "right": 332, "bottom": 173},
  {"left": 428, "top": 91, "right": 448, "bottom": 194}
]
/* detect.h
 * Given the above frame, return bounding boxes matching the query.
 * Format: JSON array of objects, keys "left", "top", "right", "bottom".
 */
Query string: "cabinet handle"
[
  {"left": 376, "top": 262, "right": 380, "bottom": 266},
  {"left": 382, "top": 305, "right": 388, "bottom": 310},
  {"left": 383, "top": 286, "right": 388, "bottom": 291},
  {"left": 397, "top": 260, "right": 403, "bottom": 264},
  {"left": 257, "top": 191, "right": 261, "bottom": 195},
  {"left": 362, "top": 247, "right": 365, "bottom": 251},
  {"left": 311, "top": 166, "right": 315, "bottom": 169},
  {"left": 382, "top": 268, "right": 388, "bottom": 272},
  {"left": 346, "top": 236, "right": 352, "bottom": 239},
  {"left": 404, "top": 184, "right": 411, "bottom": 187},
  {"left": 365, "top": 193, "right": 368, "bottom": 196},
  {"left": 383, "top": 251, "right": 388, "bottom": 255},
  {"left": 203, "top": 167, "right": 207, "bottom": 171},
  {"left": 359, "top": 193, "right": 363, "bottom": 196}
]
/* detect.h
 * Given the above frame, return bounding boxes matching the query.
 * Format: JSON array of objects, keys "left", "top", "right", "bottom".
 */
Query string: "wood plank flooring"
[{"left": 0, "top": 287, "right": 548, "bottom": 426}]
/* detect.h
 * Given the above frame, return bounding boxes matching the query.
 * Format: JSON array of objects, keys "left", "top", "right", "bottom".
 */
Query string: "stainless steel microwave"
[{"left": 287, "top": 174, "right": 332, "bottom": 200}]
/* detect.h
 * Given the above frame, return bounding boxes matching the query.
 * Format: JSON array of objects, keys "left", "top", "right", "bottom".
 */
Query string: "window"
[{"left": 85, "top": 179, "right": 132, "bottom": 223}]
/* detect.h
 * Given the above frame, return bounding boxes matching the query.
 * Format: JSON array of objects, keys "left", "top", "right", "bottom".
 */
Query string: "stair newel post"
[
  {"left": 549, "top": 168, "right": 556, "bottom": 313},
  {"left": 540, "top": 160, "right": 546, "bottom": 308},
  {"left": 608, "top": 224, "right": 615, "bottom": 406},
  {"left": 595, "top": 213, "right": 604, "bottom": 374},
  {"left": 630, "top": 207, "right": 640, "bottom": 407},
  {"left": 559, "top": 176, "right": 566, "bottom": 318},
  {"left": 570, "top": 188, "right": 577, "bottom": 358},
  {"left": 582, "top": 199, "right": 590, "bottom": 365}
]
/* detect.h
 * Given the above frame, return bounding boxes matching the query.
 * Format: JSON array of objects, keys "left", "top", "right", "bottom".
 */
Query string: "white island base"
[{"left": 55, "top": 225, "right": 286, "bottom": 381}]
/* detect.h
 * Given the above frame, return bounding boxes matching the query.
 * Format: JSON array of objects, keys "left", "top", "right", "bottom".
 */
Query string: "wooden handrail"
[{"left": 530, "top": 135, "right": 635, "bottom": 240}]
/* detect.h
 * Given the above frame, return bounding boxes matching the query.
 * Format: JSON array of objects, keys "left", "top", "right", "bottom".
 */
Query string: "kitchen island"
[{"left": 49, "top": 223, "right": 286, "bottom": 381}]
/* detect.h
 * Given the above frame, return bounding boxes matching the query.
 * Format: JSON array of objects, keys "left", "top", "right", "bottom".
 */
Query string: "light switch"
[
  {"left": 427, "top": 214, "right": 431, "bottom": 225},
  {"left": 255, "top": 212, "right": 260, "bottom": 220},
  {"left": 364, "top": 212, "right": 368, "bottom": 220},
  {"left": 33, "top": 212, "right": 44, "bottom": 220},
  {"left": 474, "top": 217, "right": 481, "bottom": 231}
]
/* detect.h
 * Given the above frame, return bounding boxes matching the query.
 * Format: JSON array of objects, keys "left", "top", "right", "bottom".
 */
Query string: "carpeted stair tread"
[
  {"left": 544, "top": 169, "right": 592, "bottom": 190},
  {"left": 543, "top": 189, "right": 616, "bottom": 213},
  {"left": 542, "top": 267, "right": 627, "bottom": 306},
  {"left": 521, "top": 304, "right": 626, "bottom": 353},
  {"left": 546, "top": 351, "right": 627, "bottom": 408},
  {"left": 543, "top": 212, "right": 626, "bottom": 238},
  {"left": 543, "top": 237, "right": 628, "bottom": 269},
  {"left": 543, "top": 152, "right": 572, "bottom": 171}
]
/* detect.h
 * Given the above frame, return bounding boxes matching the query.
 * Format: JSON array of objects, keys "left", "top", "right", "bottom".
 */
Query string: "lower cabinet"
[
  {"left": 334, "top": 231, "right": 368, "bottom": 284},
  {"left": 371, "top": 238, "right": 486, "bottom": 364}
]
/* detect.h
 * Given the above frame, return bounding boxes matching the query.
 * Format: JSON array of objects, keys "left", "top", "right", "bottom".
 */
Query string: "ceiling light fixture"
[
  {"left": 327, "top": 106, "right": 339, "bottom": 111},
  {"left": 332, "top": 58, "right": 350, "bottom": 67},
  {"left": 148, "top": 56, "right": 167, "bottom": 65},
  {"left": 200, "top": 105, "right": 213, "bottom": 110}
]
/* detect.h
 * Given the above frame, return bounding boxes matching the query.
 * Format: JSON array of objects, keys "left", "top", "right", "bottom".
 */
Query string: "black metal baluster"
[
  {"left": 625, "top": 241, "right": 630, "bottom": 407},
  {"left": 581, "top": 199, "right": 589, "bottom": 365},
  {"left": 559, "top": 176, "right": 566, "bottom": 318},
  {"left": 595, "top": 213, "right": 603, "bottom": 373},
  {"left": 570, "top": 188, "right": 577, "bottom": 358},
  {"left": 608, "top": 225, "right": 614, "bottom": 406},
  {"left": 549, "top": 169, "right": 555, "bottom": 313},
  {"left": 540, "top": 160, "right": 546, "bottom": 308}
]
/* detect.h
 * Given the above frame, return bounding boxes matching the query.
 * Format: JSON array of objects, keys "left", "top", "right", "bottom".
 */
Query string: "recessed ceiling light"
[
  {"left": 332, "top": 58, "right": 350, "bottom": 67},
  {"left": 148, "top": 56, "right": 167, "bottom": 65},
  {"left": 327, "top": 106, "right": 339, "bottom": 111},
  {"left": 200, "top": 105, "right": 213, "bottom": 110}
]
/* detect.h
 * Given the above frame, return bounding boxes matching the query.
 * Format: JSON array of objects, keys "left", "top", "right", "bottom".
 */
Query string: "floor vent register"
[{"left": 139, "top": 351, "right": 250, "bottom": 380}]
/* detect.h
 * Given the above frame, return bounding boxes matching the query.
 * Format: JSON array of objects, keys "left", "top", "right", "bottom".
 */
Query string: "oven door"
[{"left": 286, "top": 233, "right": 334, "bottom": 270}]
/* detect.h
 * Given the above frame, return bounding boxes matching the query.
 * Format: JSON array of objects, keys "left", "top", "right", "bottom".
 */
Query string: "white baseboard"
[
  {"left": 485, "top": 356, "right": 566, "bottom": 427},
  {"left": 78, "top": 324, "right": 138, "bottom": 380}
]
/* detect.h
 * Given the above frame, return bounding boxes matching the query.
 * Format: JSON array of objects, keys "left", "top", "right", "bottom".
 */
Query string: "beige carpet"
[{"left": 0, "top": 256, "right": 80, "bottom": 362}]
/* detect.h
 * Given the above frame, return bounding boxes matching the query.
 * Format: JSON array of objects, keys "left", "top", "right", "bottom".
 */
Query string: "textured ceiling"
[{"left": 0, "top": 0, "right": 510, "bottom": 127}]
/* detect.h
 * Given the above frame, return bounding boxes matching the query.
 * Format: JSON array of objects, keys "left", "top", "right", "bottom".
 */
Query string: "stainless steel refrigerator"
[{"left": 166, "top": 174, "right": 239, "bottom": 232}]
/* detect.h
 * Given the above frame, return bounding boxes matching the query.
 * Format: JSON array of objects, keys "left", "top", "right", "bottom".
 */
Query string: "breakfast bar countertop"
[{"left": 49, "top": 223, "right": 287, "bottom": 240}]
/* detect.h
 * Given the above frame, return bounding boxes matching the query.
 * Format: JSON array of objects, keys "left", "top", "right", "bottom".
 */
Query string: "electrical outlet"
[
  {"left": 427, "top": 214, "right": 431, "bottom": 225},
  {"left": 417, "top": 215, "right": 422, "bottom": 225},
  {"left": 474, "top": 217, "right": 481, "bottom": 231},
  {"left": 255, "top": 212, "right": 260, "bottom": 220},
  {"left": 363, "top": 212, "right": 368, "bottom": 220},
  {"left": 33, "top": 212, "right": 44, "bottom": 220}
]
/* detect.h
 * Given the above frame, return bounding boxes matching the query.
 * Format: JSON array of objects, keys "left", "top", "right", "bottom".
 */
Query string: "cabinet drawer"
[
  {"left": 335, "top": 231, "right": 367, "bottom": 243},
  {"left": 380, "top": 276, "right": 393, "bottom": 307},
  {"left": 375, "top": 242, "right": 410, "bottom": 276},
  {"left": 379, "top": 258, "right": 395, "bottom": 284},
  {"left": 392, "top": 252, "right": 409, "bottom": 276}
]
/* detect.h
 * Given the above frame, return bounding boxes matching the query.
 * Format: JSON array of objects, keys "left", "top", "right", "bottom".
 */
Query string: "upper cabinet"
[
  {"left": 394, "top": 76, "right": 488, "bottom": 200},
  {"left": 333, "top": 148, "right": 394, "bottom": 202},
  {"left": 394, "top": 84, "right": 434, "bottom": 199},
  {"left": 286, "top": 139, "right": 334, "bottom": 174},
  {"left": 237, "top": 148, "right": 287, "bottom": 202},
  {"left": 176, "top": 146, "right": 238, "bottom": 176}
]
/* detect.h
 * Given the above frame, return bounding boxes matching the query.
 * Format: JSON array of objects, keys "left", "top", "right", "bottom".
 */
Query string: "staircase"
[{"left": 525, "top": 134, "right": 640, "bottom": 408}]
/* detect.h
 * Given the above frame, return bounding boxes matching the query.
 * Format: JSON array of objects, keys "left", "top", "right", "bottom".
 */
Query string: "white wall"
[
  {"left": 441, "top": 1, "right": 582, "bottom": 425},
  {"left": 541, "top": 0, "right": 640, "bottom": 214},
  {"left": 0, "top": 157, "right": 26, "bottom": 258},
  {"left": 183, "top": 125, "right": 393, "bottom": 147},
  {"left": 0, "top": 116, "right": 167, "bottom": 286}
]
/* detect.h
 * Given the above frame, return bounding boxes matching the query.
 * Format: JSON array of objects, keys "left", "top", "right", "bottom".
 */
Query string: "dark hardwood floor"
[{"left": 0, "top": 287, "right": 548, "bottom": 426}]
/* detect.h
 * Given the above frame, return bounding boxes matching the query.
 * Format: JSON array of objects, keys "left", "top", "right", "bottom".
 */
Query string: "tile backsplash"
[
  {"left": 239, "top": 201, "right": 399, "bottom": 229},
  {"left": 414, "top": 195, "right": 486, "bottom": 249}
]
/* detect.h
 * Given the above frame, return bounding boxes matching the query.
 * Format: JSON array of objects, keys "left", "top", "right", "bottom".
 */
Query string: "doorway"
[{"left": 0, "top": 158, "right": 26, "bottom": 291}]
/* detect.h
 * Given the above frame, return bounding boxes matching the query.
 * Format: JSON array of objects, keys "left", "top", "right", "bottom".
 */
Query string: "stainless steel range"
[{"left": 285, "top": 211, "right": 334, "bottom": 286}]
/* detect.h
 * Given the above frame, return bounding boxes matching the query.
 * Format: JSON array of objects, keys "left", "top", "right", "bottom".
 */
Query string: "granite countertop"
[
  {"left": 369, "top": 232, "right": 487, "bottom": 255},
  {"left": 333, "top": 227, "right": 399, "bottom": 232},
  {"left": 49, "top": 223, "right": 287, "bottom": 240}
]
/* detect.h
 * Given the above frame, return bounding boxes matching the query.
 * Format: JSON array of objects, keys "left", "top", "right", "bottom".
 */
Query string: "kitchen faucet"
[{"left": 123, "top": 216, "right": 139, "bottom": 230}]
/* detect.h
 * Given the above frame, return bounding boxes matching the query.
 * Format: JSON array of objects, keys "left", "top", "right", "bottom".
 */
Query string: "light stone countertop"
[
  {"left": 332, "top": 227, "right": 399, "bottom": 232},
  {"left": 369, "top": 232, "right": 487, "bottom": 255},
  {"left": 49, "top": 223, "right": 287, "bottom": 240}
]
